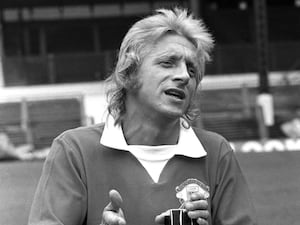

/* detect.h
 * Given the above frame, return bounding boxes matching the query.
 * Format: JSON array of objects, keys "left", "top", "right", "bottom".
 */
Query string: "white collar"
[{"left": 100, "top": 115, "right": 206, "bottom": 158}]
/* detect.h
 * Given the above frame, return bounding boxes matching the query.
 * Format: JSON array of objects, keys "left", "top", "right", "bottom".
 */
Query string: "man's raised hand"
[{"left": 101, "top": 190, "right": 126, "bottom": 225}]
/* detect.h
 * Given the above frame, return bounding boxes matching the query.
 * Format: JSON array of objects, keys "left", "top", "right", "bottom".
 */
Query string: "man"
[{"left": 28, "top": 8, "right": 257, "bottom": 225}]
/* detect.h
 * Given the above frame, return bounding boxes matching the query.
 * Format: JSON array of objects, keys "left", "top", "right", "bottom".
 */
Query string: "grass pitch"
[
  {"left": 1, "top": 151, "right": 300, "bottom": 225},
  {"left": 236, "top": 151, "right": 300, "bottom": 225}
]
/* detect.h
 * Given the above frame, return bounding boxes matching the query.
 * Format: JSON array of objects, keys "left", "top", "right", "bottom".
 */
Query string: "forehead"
[{"left": 149, "top": 34, "right": 197, "bottom": 60}]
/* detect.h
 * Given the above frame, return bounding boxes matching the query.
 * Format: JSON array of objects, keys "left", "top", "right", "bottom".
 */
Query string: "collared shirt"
[
  {"left": 100, "top": 115, "right": 206, "bottom": 182},
  {"left": 29, "top": 121, "right": 258, "bottom": 225}
]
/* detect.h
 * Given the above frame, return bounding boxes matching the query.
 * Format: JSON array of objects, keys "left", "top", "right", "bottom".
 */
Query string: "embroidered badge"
[{"left": 175, "top": 178, "right": 210, "bottom": 205}]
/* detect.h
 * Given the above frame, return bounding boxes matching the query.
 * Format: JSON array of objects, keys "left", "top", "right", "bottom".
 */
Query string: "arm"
[
  {"left": 28, "top": 137, "right": 87, "bottom": 225},
  {"left": 211, "top": 141, "right": 257, "bottom": 225}
]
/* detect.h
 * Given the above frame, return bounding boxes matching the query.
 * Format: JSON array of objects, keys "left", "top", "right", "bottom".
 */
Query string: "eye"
[
  {"left": 159, "top": 60, "right": 174, "bottom": 68},
  {"left": 187, "top": 65, "right": 196, "bottom": 78}
]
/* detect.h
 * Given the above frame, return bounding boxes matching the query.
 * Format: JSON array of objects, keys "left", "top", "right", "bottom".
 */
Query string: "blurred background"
[{"left": 0, "top": 0, "right": 299, "bottom": 225}]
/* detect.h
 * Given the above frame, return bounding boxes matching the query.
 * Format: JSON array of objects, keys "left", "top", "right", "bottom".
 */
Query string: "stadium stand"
[
  {"left": 0, "top": 96, "right": 85, "bottom": 149},
  {"left": 201, "top": 113, "right": 259, "bottom": 141},
  {"left": 199, "top": 86, "right": 259, "bottom": 140},
  {"left": 199, "top": 84, "right": 300, "bottom": 141},
  {"left": 0, "top": 102, "right": 27, "bottom": 145},
  {"left": 26, "top": 97, "right": 85, "bottom": 149}
]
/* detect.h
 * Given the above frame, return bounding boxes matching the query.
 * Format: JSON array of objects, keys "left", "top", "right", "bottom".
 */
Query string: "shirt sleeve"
[
  {"left": 211, "top": 140, "right": 258, "bottom": 225},
  {"left": 28, "top": 136, "right": 87, "bottom": 225}
]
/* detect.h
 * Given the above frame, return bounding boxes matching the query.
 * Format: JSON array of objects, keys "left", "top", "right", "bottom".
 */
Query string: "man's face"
[{"left": 128, "top": 33, "right": 198, "bottom": 121}]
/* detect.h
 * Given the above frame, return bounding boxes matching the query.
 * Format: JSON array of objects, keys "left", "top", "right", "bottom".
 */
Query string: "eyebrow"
[{"left": 155, "top": 50, "right": 198, "bottom": 67}]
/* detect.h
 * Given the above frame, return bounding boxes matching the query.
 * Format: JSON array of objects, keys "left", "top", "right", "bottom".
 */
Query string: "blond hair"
[{"left": 107, "top": 8, "right": 214, "bottom": 125}]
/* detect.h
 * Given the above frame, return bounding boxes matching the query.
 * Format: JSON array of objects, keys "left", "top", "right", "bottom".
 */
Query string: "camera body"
[{"left": 164, "top": 209, "right": 197, "bottom": 225}]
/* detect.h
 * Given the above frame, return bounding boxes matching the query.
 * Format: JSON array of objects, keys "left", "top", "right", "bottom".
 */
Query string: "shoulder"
[
  {"left": 44, "top": 123, "right": 107, "bottom": 174},
  {"left": 57, "top": 123, "right": 105, "bottom": 143},
  {"left": 192, "top": 127, "right": 233, "bottom": 159},
  {"left": 52, "top": 123, "right": 106, "bottom": 156}
]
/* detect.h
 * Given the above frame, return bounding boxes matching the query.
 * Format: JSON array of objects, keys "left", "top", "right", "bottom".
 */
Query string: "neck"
[{"left": 122, "top": 112, "right": 180, "bottom": 146}]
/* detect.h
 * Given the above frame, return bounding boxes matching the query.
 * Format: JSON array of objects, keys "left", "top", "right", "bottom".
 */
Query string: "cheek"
[{"left": 188, "top": 82, "right": 197, "bottom": 97}]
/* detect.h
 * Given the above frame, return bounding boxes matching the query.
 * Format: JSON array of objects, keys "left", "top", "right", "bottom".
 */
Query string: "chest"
[{"left": 85, "top": 151, "right": 211, "bottom": 225}]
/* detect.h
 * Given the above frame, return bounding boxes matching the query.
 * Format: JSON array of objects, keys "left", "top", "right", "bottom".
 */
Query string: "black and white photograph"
[{"left": 0, "top": 1, "right": 299, "bottom": 225}]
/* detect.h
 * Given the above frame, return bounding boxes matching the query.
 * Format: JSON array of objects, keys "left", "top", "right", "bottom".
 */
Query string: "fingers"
[
  {"left": 109, "top": 189, "right": 123, "bottom": 212},
  {"left": 102, "top": 190, "right": 126, "bottom": 225},
  {"left": 196, "top": 217, "right": 209, "bottom": 225},
  {"left": 189, "top": 192, "right": 209, "bottom": 201},
  {"left": 187, "top": 210, "right": 209, "bottom": 219},
  {"left": 184, "top": 200, "right": 208, "bottom": 211},
  {"left": 186, "top": 207, "right": 209, "bottom": 225},
  {"left": 184, "top": 191, "right": 209, "bottom": 210},
  {"left": 155, "top": 210, "right": 170, "bottom": 225},
  {"left": 102, "top": 211, "right": 125, "bottom": 225},
  {"left": 184, "top": 192, "right": 210, "bottom": 225}
]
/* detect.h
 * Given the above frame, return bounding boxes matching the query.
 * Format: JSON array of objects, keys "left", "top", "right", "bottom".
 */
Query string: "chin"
[
  {"left": 153, "top": 103, "right": 188, "bottom": 119},
  {"left": 161, "top": 108, "right": 186, "bottom": 119}
]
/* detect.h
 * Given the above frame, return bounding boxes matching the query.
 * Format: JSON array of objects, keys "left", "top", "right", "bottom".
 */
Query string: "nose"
[{"left": 173, "top": 62, "right": 190, "bottom": 85}]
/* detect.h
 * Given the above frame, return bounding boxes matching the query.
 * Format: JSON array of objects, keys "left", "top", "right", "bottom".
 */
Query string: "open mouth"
[{"left": 164, "top": 88, "right": 186, "bottom": 100}]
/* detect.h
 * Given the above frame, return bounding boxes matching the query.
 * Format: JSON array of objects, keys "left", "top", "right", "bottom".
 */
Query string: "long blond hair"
[{"left": 107, "top": 8, "right": 214, "bottom": 125}]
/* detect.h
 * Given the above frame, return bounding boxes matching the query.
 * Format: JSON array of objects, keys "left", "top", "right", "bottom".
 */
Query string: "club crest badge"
[{"left": 175, "top": 178, "right": 210, "bottom": 205}]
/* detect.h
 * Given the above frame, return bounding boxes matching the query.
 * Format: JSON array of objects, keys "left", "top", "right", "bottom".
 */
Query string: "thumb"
[
  {"left": 155, "top": 210, "right": 170, "bottom": 225},
  {"left": 108, "top": 189, "right": 123, "bottom": 212}
]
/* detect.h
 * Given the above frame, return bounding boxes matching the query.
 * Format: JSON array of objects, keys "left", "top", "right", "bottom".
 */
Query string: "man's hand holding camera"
[{"left": 156, "top": 190, "right": 210, "bottom": 225}]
